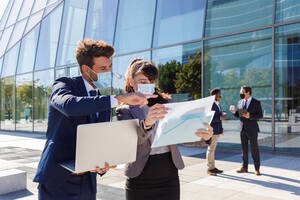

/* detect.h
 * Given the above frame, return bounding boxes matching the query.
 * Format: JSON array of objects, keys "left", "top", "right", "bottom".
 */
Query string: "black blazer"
[
  {"left": 33, "top": 76, "right": 111, "bottom": 192},
  {"left": 234, "top": 97, "right": 263, "bottom": 133},
  {"left": 210, "top": 102, "right": 223, "bottom": 135}
]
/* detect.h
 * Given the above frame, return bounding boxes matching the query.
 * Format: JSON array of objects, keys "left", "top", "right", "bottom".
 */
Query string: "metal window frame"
[{"left": 271, "top": 0, "right": 276, "bottom": 151}]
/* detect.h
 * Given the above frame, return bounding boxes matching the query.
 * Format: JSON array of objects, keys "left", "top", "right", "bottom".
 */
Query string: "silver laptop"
[{"left": 60, "top": 119, "right": 139, "bottom": 173}]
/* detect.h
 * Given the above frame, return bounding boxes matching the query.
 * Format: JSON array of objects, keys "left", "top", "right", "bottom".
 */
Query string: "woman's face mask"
[{"left": 137, "top": 84, "right": 155, "bottom": 95}]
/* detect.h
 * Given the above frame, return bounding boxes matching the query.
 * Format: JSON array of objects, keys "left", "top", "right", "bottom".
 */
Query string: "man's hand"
[
  {"left": 144, "top": 104, "right": 168, "bottom": 128},
  {"left": 221, "top": 112, "right": 227, "bottom": 120},
  {"left": 242, "top": 112, "right": 250, "bottom": 119},
  {"left": 90, "top": 162, "right": 116, "bottom": 174},
  {"left": 194, "top": 123, "right": 213, "bottom": 141},
  {"left": 115, "top": 92, "right": 158, "bottom": 107}
]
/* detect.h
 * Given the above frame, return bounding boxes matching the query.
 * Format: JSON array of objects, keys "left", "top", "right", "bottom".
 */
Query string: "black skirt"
[{"left": 126, "top": 152, "right": 180, "bottom": 200}]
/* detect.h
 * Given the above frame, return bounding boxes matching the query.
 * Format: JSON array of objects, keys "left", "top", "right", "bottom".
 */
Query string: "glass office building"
[{"left": 0, "top": 0, "right": 300, "bottom": 153}]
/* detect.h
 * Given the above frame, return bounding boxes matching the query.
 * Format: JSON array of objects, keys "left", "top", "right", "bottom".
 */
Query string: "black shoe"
[{"left": 213, "top": 168, "right": 223, "bottom": 174}]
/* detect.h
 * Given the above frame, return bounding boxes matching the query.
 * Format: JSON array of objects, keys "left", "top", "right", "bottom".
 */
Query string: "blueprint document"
[{"left": 152, "top": 96, "right": 215, "bottom": 148}]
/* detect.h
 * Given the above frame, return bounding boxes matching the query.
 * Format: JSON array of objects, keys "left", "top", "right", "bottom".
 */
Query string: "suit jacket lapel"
[
  {"left": 247, "top": 98, "right": 254, "bottom": 111},
  {"left": 75, "top": 76, "right": 92, "bottom": 122},
  {"left": 75, "top": 76, "right": 88, "bottom": 97}
]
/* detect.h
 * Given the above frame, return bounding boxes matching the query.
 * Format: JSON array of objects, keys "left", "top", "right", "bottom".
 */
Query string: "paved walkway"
[{"left": 0, "top": 131, "right": 300, "bottom": 200}]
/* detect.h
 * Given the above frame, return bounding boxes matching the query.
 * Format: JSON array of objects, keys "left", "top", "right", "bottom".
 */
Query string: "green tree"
[
  {"left": 175, "top": 51, "right": 202, "bottom": 99},
  {"left": 157, "top": 60, "right": 181, "bottom": 94}
]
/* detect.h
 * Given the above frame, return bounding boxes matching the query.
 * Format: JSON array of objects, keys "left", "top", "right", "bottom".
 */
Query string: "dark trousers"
[
  {"left": 126, "top": 152, "right": 180, "bottom": 200},
  {"left": 240, "top": 129, "right": 260, "bottom": 171},
  {"left": 38, "top": 173, "right": 96, "bottom": 200}
]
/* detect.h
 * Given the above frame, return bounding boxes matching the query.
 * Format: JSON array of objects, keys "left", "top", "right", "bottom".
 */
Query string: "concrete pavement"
[{"left": 0, "top": 130, "right": 299, "bottom": 200}]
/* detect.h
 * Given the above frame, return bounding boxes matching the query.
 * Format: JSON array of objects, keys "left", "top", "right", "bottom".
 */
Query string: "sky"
[{"left": 0, "top": 0, "right": 10, "bottom": 22}]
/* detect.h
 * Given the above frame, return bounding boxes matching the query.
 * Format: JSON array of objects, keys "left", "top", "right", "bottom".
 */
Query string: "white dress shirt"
[
  {"left": 243, "top": 97, "right": 252, "bottom": 109},
  {"left": 82, "top": 77, "right": 118, "bottom": 108}
]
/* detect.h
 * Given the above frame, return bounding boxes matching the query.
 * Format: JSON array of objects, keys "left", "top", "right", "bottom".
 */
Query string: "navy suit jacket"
[
  {"left": 234, "top": 97, "right": 263, "bottom": 133},
  {"left": 210, "top": 102, "right": 223, "bottom": 135},
  {"left": 33, "top": 76, "right": 111, "bottom": 192}
]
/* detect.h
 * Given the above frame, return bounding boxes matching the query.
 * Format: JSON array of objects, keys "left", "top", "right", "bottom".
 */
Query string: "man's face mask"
[
  {"left": 86, "top": 67, "right": 112, "bottom": 92},
  {"left": 240, "top": 93, "right": 245, "bottom": 99}
]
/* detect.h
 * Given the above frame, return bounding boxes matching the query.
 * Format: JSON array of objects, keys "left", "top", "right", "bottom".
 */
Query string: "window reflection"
[
  {"left": 275, "top": 23, "right": 300, "bottom": 152},
  {"left": 114, "top": 0, "right": 155, "bottom": 54},
  {"left": 84, "top": 0, "right": 118, "bottom": 44},
  {"left": 153, "top": 0, "right": 205, "bottom": 47},
  {"left": 205, "top": 0, "right": 273, "bottom": 37},
  {"left": 0, "top": 77, "right": 15, "bottom": 130},
  {"left": 204, "top": 29, "right": 272, "bottom": 149},
  {"left": 17, "top": 25, "right": 40, "bottom": 74},
  {"left": 56, "top": 0, "right": 88, "bottom": 66},
  {"left": 1, "top": 42, "right": 20, "bottom": 78},
  {"left": 35, "top": 4, "right": 63, "bottom": 70},
  {"left": 152, "top": 42, "right": 202, "bottom": 102},
  {"left": 276, "top": 0, "right": 300, "bottom": 23},
  {"left": 34, "top": 69, "right": 54, "bottom": 132},
  {"left": 16, "top": 74, "right": 33, "bottom": 131}
]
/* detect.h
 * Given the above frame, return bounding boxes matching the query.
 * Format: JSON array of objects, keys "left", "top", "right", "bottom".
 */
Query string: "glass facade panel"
[
  {"left": 24, "top": 9, "right": 44, "bottom": 36},
  {"left": 0, "top": 0, "right": 14, "bottom": 30},
  {"left": 153, "top": 0, "right": 205, "bottom": 47},
  {"left": 7, "top": 19, "right": 27, "bottom": 50},
  {"left": 55, "top": 66, "right": 79, "bottom": 79},
  {"left": 204, "top": 29, "right": 272, "bottom": 149},
  {"left": 275, "top": 23, "right": 300, "bottom": 152},
  {"left": 0, "top": 26, "right": 14, "bottom": 57},
  {"left": 18, "top": 0, "right": 35, "bottom": 20},
  {"left": 84, "top": 0, "right": 118, "bottom": 45},
  {"left": 0, "top": 77, "right": 15, "bottom": 130},
  {"left": 34, "top": 69, "right": 54, "bottom": 132},
  {"left": 56, "top": 0, "right": 88, "bottom": 66},
  {"left": 114, "top": 0, "right": 155, "bottom": 54},
  {"left": 205, "top": 0, "right": 273, "bottom": 37},
  {"left": 5, "top": 0, "right": 23, "bottom": 27},
  {"left": 16, "top": 73, "right": 33, "bottom": 131},
  {"left": 1, "top": 42, "right": 20, "bottom": 78},
  {"left": 276, "top": 0, "right": 300, "bottom": 23},
  {"left": 17, "top": 24, "right": 40, "bottom": 74},
  {"left": 43, "top": 0, "right": 63, "bottom": 16},
  {"left": 152, "top": 42, "right": 202, "bottom": 102},
  {"left": 35, "top": 4, "right": 63, "bottom": 70},
  {"left": 0, "top": 57, "right": 3, "bottom": 75},
  {"left": 112, "top": 52, "right": 150, "bottom": 95},
  {"left": 32, "top": 0, "right": 48, "bottom": 14}
]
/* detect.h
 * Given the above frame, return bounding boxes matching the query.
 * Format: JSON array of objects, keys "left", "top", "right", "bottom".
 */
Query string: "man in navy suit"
[
  {"left": 230, "top": 86, "right": 263, "bottom": 176},
  {"left": 33, "top": 39, "right": 154, "bottom": 200},
  {"left": 206, "top": 88, "right": 226, "bottom": 176}
]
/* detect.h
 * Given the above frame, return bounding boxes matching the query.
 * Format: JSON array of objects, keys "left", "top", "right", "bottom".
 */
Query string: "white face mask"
[{"left": 137, "top": 84, "right": 155, "bottom": 95}]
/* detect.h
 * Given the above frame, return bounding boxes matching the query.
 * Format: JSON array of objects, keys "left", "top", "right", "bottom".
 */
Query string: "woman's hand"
[
  {"left": 144, "top": 104, "right": 168, "bottom": 128},
  {"left": 115, "top": 92, "right": 158, "bottom": 108},
  {"left": 194, "top": 123, "right": 213, "bottom": 141}
]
